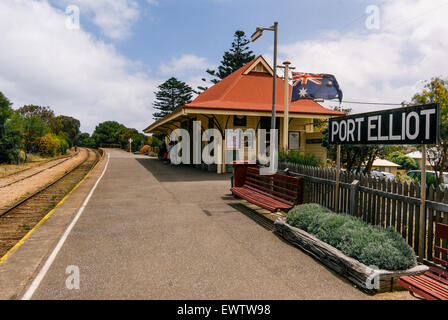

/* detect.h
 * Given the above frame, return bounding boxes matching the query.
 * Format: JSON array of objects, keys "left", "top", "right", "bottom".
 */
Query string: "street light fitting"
[{"left": 251, "top": 28, "right": 263, "bottom": 42}]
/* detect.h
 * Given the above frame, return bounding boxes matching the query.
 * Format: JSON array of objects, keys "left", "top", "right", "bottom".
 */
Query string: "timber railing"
[{"left": 279, "top": 162, "right": 448, "bottom": 264}]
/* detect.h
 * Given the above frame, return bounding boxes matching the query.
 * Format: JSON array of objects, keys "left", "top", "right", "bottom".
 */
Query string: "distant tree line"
[
  {"left": 0, "top": 91, "right": 161, "bottom": 164},
  {"left": 85, "top": 121, "right": 154, "bottom": 152},
  {"left": 79, "top": 120, "right": 163, "bottom": 153},
  {"left": 0, "top": 92, "right": 80, "bottom": 163}
]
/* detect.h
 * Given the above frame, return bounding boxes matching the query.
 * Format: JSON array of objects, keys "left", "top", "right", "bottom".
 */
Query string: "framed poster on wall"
[{"left": 288, "top": 131, "right": 300, "bottom": 150}]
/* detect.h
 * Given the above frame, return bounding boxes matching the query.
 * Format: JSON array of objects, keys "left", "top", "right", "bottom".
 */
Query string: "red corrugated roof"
[{"left": 185, "top": 55, "right": 345, "bottom": 116}]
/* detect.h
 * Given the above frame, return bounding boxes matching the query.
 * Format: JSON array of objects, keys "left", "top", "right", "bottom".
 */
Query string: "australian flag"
[{"left": 291, "top": 72, "right": 342, "bottom": 103}]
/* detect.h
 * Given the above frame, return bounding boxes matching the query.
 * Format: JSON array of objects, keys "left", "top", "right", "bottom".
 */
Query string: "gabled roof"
[
  {"left": 406, "top": 149, "right": 439, "bottom": 160},
  {"left": 372, "top": 159, "right": 401, "bottom": 167},
  {"left": 185, "top": 55, "right": 344, "bottom": 116}
]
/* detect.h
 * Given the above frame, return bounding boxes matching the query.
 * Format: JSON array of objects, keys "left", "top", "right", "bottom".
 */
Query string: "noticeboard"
[{"left": 288, "top": 131, "right": 300, "bottom": 150}]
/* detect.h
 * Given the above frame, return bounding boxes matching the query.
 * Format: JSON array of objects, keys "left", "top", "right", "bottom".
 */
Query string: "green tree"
[
  {"left": 17, "top": 105, "right": 55, "bottom": 125},
  {"left": 92, "top": 121, "right": 126, "bottom": 147},
  {"left": 411, "top": 77, "right": 448, "bottom": 186},
  {"left": 119, "top": 128, "right": 147, "bottom": 152},
  {"left": 386, "top": 151, "right": 419, "bottom": 171},
  {"left": 3, "top": 113, "right": 24, "bottom": 164},
  {"left": 152, "top": 77, "right": 193, "bottom": 120},
  {"left": 0, "top": 92, "right": 23, "bottom": 163},
  {"left": 22, "top": 116, "right": 48, "bottom": 161},
  {"left": 51, "top": 115, "right": 80, "bottom": 145},
  {"left": 0, "top": 92, "right": 12, "bottom": 141},
  {"left": 199, "top": 30, "right": 255, "bottom": 91},
  {"left": 76, "top": 133, "right": 96, "bottom": 148},
  {"left": 148, "top": 135, "right": 162, "bottom": 148},
  {"left": 322, "top": 106, "right": 382, "bottom": 173}
]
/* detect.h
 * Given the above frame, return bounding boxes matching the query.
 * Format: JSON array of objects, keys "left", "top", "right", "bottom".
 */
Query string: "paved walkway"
[{"left": 18, "top": 149, "right": 369, "bottom": 299}]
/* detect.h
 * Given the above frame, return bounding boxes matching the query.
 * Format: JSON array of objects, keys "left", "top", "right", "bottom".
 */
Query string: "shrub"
[
  {"left": 140, "top": 145, "right": 150, "bottom": 154},
  {"left": 37, "top": 133, "right": 69, "bottom": 157},
  {"left": 286, "top": 204, "right": 417, "bottom": 270},
  {"left": 278, "top": 149, "right": 322, "bottom": 167},
  {"left": 56, "top": 135, "right": 69, "bottom": 154},
  {"left": 37, "top": 133, "right": 59, "bottom": 156}
]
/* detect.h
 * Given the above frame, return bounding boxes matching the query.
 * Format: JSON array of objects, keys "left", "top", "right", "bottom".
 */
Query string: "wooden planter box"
[{"left": 274, "top": 219, "right": 429, "bottom": 293}]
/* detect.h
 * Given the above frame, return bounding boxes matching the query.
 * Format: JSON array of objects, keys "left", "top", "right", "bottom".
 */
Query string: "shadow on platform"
[{"left": 135, "top": 158, "right": 232, "bottom": 182}]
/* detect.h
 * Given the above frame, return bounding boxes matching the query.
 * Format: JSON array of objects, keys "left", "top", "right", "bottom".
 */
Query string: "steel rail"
[{"left": 0, "top": 148, "right": 100, "bottom": 218}]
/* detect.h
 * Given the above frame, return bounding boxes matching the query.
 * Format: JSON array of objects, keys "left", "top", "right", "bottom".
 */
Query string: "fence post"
[
  {"left": 418, "top": 144, "right": 427, "bottom": 262},
  {"left": 349, "top": 180, "right": 360, "bottom": 217},
  {"left": 335, "top": 145, "right": 341, "bottom": 212}
]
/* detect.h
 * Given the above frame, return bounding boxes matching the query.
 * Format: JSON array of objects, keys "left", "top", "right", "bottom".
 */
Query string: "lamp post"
[
  {"left": 251, "top": 22, "right": 278, "bottom": 133},
  {"left": 278, "top": 61, "right": 295, "bottom": 150}
]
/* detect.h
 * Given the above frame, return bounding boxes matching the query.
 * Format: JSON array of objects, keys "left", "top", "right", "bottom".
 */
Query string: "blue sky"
[
  {"left": 1, "top": 0, "right": 447, "bottom": 133},
  {"left": 76, "top": 0, "right": 373, "bottom": 80},
  {"left": 117, "top": 0, "right": 369, "bottom": 71}
]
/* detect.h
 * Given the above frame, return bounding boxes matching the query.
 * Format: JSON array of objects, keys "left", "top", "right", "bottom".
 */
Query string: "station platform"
[{"left": 0, "top": 149, "right": 370, "bottom": 300}]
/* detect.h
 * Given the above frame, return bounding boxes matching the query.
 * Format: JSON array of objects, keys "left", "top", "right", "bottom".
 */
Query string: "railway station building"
[{"left": 144, "top": 55, "right": 344, "bottom": 173}]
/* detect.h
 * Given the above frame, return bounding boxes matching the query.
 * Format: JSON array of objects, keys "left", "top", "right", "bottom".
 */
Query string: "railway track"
[
  {"left": 0, "top": 148, "right": 102, "bottom": 258},
  {"left": 0, "top": 151, "right": 79, "bottom": 189}
]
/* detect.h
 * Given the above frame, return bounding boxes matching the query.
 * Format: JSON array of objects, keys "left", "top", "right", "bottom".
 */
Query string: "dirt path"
[{"left": 0, "top": 148, "right": 89, "bottom": 211}]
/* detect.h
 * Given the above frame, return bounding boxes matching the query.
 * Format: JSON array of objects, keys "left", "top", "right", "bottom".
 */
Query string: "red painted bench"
[
  {"left": 230, "top": 167, "right": 304, "bottom": 212},
  {"left": 397, "top": 222, "right": 448, "bottom": 300}
]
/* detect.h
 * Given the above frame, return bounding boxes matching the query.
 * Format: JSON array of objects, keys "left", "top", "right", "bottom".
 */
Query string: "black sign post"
[{"left": 329, "top": 103, "right": 440, "bottom": 262}]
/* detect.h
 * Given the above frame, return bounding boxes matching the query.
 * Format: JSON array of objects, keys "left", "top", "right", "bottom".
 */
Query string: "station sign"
[{"left": 328, "top": 103, "right": 440, "bottom": 145}]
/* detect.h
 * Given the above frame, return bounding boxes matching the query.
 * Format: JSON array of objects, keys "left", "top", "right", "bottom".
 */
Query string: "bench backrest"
[
  {"left": 243, "top": 167, "right": 304, "bottom": 205},
  {"left": 434, "top": 223, "right": 448, "bottom": 268}
]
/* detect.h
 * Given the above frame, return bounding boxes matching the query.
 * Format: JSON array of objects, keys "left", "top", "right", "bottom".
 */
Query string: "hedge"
[
  {"left": 278, "top": 149, "right": 322, "bottom": 167},
  {"left": 286, "top": 204, "right": 417, "bottom": 270}
]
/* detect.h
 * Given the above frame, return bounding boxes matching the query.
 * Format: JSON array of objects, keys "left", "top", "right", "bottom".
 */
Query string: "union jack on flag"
[
  {"left": 292, "top": 72, "right": 324, "bottom": 86},
  {"left": 291, "top": 72, "right": 342, "bottom": 103}
]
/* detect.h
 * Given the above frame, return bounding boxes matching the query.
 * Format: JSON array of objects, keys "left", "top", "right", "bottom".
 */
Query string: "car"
[
  {"left": 371, "top": 170, "right": 395, "bottom": 181},
  {"left": 406, "top": 170, "right": 448, "bottom": 189}
]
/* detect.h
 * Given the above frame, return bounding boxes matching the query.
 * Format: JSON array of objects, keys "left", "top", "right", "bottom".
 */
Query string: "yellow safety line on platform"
[{"left": 0, "top": 150, "right": 106, "bottom": 265}]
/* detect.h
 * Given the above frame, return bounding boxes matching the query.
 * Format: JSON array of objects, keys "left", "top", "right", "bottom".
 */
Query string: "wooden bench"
[
  {"left": 397, "top": 222, "right": 448, "bottom": 300},
  {"left": 230, "top": 167, "right": 304, "bottom": 212}
]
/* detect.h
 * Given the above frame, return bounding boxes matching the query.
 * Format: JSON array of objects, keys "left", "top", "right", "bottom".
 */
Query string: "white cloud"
[
  {"left": 278, "top": 0, "right": 448, "bottom": 113},
  {"left": 55, "top": 0, "right": 140, "bottom": 40},
  {"left": 160, "top": 54, "right": 214, "bottom": 77},
  {"left": 0, "top": 0, "right": 159, "bottom": 133}
]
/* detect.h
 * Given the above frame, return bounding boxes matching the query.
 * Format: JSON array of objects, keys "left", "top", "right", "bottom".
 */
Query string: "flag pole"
[
  {"left": 279, "top": 61, "right": 295, "bottom": 151},
  {"left": 271, "top": 22, "right": 278, "bottom": 134}
]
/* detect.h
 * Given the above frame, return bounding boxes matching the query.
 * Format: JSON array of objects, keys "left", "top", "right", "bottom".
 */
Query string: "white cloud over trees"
[{"left": 0, "top": 0, "right": 158, "bottom": 133}]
